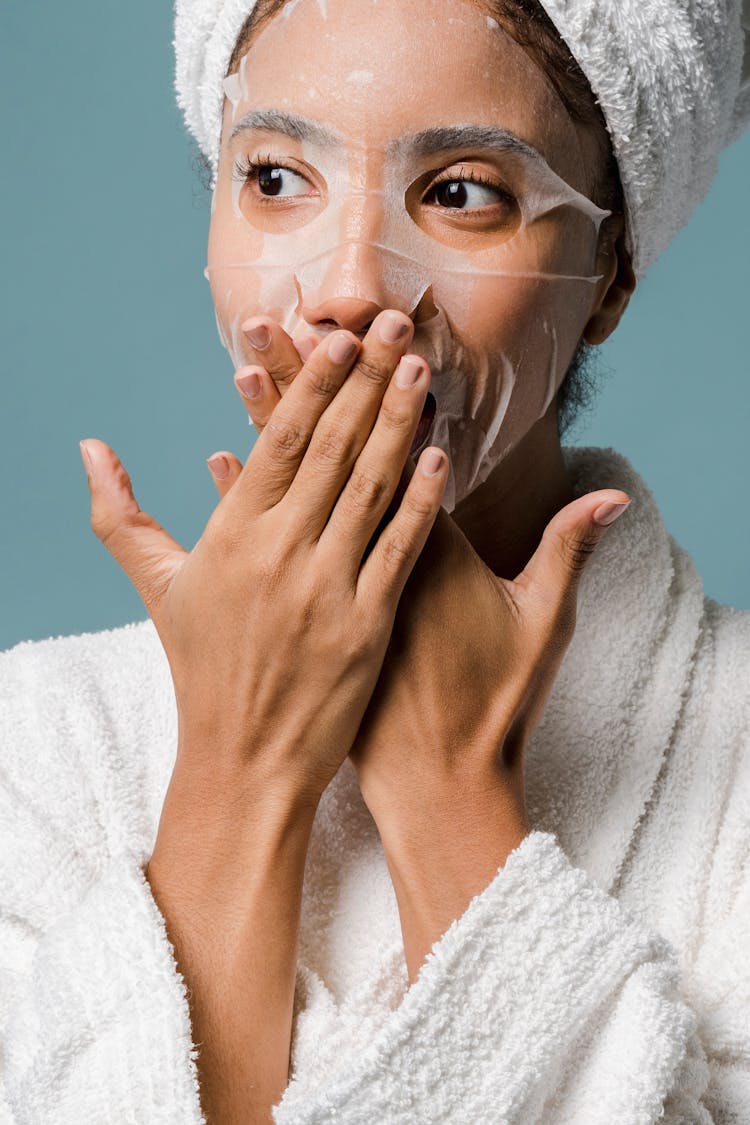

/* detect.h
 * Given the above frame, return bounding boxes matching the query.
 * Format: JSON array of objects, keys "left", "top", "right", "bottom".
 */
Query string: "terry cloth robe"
[{"left": 1, "top": 445, "right": 748, "bottom": 1124}]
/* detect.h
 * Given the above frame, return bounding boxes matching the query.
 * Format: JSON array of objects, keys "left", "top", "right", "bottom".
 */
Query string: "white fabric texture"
[
  {"left": 1, "top": 445, "right": 749, "bottom": 1123},
  {"left": 172, "top": 0, "right": 750, "bottom": 280}
]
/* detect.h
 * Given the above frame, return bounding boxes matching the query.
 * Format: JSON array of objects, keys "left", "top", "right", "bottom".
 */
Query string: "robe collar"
[{"left": 525, "top": 446, "right": 705, "bottom": 894}]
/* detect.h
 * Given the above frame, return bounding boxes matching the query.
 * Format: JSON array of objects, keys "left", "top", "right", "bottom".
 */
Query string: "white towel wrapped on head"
[{"left": 173, "top": 0, "right": 750, "bottom": 280}]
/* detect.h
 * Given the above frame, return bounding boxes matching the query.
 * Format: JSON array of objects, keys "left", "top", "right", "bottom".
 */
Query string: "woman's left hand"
[{"left": 208, "top": 317, "right": 631, "bottom": 977}]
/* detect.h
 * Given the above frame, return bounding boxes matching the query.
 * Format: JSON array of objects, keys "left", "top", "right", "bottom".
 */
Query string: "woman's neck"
[{"left": 451, "top": 406, "right": 574, "bottom": 580}]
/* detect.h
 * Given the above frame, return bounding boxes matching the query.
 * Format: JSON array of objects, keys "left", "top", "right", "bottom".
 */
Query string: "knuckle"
[
  {"left": 311, "top": 424, "right": 358, "bottom": 466},
  {"left": 378, "top": 398, "right": 415, "bottom": 435},
  {"left": 90, "top": 510, "right": 116, "bottom": 547},
  {"left": 356, "top": 354, "right": 389, "bottom": 387},
  {"left": 264, "top": 417, "right": 307, "bottom": 460},
  {"left": 382, "top": 529, "right": 414, "bottom": 570},
  {"left": 305, "top": 365, "right": 342, "bottom": 400},
  {"left": 403, "top": 485, "right": 435, "bottom": 522},
  {"left": 346, "top": 468, "right": 389, "bottom": 512},
  {"left": 272, "top": 361, "right": 299, "bottom": 389},
  {"left": 553, "top": 529, "right": 599, "bottom": 575}
]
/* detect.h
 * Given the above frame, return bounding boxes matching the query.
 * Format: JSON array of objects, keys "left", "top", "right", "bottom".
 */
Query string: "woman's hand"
[
  {"left": 212, "top": 320, "right": 631, "bottom": 981},
  {"left": 79, "top": 310, "right": 446, "bottom": 808},
  {"left": 208, "top": 316, "right": 629, "bottom": 817}
]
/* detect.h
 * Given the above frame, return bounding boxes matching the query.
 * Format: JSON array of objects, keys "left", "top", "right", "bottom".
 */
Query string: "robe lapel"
[{"left": 525, "top": 447, "right": 705, "bottom": 894}]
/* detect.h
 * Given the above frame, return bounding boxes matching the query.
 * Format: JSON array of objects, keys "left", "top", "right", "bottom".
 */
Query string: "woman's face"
[{"left": 207, "top": 0, "right": 611, "bottom": 510}]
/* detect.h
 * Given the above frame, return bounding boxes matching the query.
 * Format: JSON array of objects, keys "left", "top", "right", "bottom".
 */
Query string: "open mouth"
[{"left": 409, "top": 391, "right": 437, "bottom": 456}]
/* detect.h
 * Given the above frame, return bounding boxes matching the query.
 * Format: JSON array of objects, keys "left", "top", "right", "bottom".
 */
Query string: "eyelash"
[
  {"left": 232, "top": 154, "right": 515, "bottom": 210},
  {"left": 232, "top": 152, "right": 307, "bottom": 203},
  {"left": 428, "top": 164, "right": 515, "bottom": 209}
]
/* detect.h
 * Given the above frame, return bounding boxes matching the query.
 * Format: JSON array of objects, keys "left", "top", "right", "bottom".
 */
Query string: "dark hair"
[{"left": 212, "top": 0, "right": 625, "bottom": 437}]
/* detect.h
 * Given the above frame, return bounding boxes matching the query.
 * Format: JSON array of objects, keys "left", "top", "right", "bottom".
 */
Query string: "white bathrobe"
[{"left": 1, "top": 445, "right": 748, "bottom": 1124}]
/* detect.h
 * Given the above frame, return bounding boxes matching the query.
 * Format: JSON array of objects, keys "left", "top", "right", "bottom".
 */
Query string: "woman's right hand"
[{"left": 79, "top": 309, "right": 448, "bottom": 811}]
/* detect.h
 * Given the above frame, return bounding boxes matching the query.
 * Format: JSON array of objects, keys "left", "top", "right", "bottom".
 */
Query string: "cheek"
[
  {"left": 207, "top": 169, "right": 283, "bottom": 367},
  {"left": 422, "top": 274, "right": 591, "bottom": 510},
  {"left": 449, "top": 274, "right": 587, "bottom": 405},
  {"left": 207, "top": 267, "right": 264, "bottom": 367}
]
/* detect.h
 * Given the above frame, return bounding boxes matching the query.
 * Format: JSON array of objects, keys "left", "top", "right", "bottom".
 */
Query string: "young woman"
[{"left": 2, "top": 0, "right": 748, "bottom": 1121}]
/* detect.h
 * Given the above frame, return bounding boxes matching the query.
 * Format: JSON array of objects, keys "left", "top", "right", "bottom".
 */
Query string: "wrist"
[
  {"left": 147, "top": 762, "right": 319, "bottom": 937},
  {"left": 174, "top": 722, "right": 329, "bottom": 814},
  {"left": 382, "top": 786, "right": 529, "bottom": 902},
  {"left": 372, "top": 776, "right": 530, "bottom": 982}
]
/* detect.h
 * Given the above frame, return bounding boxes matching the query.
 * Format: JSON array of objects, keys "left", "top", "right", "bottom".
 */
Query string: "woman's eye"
[
  {"left": 426, "top": 177, "right": 512, "bottom": 211},
  {"left": 234, "top": 159, "right": 314, "bottom": 200},
  {"left": 255, "top": 165, "right": 311, "bottom": 198}
]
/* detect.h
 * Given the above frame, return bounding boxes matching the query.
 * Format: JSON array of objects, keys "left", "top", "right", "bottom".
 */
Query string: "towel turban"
[{"left": 173, "top": 0, "right": 750, "bottom": 280}]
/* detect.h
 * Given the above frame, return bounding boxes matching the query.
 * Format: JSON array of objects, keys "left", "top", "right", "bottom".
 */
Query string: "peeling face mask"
[{"left": 206, "top": 0, "right": 611, "bottom": 511}]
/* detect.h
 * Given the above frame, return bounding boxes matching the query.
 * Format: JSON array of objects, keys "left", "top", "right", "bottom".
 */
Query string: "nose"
[
  {"left": 298, "top": 254, "right": 435, "bottom": 336},
  {"left": 300, "top": 293, "right": 384, "bottom": 337},
  {"left": 298, "top": 236, "right": 414, "bottom": 337}
]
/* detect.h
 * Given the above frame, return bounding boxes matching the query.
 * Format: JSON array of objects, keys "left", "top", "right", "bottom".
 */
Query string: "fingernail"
[
  {"left": 396, "top": 356, "right": 424, "bottom": 388},
  {"left": 296, "top": 334, "right": 321, "bottom": 362},
  {"left": 421, "top": 448, "right": 445, "bottom": 476},
  {"left": 593, "top": 499, "right": 631, "bottom": 526},
  {"left": 244, "top": 322, "right": 271, "bottom": 350},
  {"left": 206, "top": 454, "right": 229, "bottom": 480},
  {"left": 378, "top": 311, "right": 411, "bottom": 344},
  {"left": 235, "top": 369, "right": 262, "bottom": 399},
  {"left": 79, "top": 440, "right": 93, "bottom": 477},
  {"left": 328, "top": 331, "right": 358, "bottom": 365}
]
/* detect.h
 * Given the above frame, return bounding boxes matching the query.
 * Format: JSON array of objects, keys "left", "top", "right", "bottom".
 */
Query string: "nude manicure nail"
[
  {"left": 236, "top": 370, "right": 262, "bottom": 399},
  {"left": 206, "top": 454, "right": 229, "bottom": 480},
  {"left": 379, "top": 311, "right": 411, "bottom": 344},
  {"left": 396, "top": 356, "right": 423, "bottom": 388},
  {"left": 79, "top": 440, "right": 93, "bottom": 477},
  {"left": 244, "top": 323, "right": 271, "bottom": 350},
  {"left": 593, "top": 499, "right": 631, "bottom": 526},
  {"left": 328, "top": 332, "right": 358, "bottom": 364},
  {"left": 296, "top": 334, "right": 321, "bottom": 362}
]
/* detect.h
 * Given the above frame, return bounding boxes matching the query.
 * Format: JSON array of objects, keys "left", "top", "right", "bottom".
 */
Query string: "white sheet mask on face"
[{"left": 206, "top": 0, "right": 612, "bottom": 512}]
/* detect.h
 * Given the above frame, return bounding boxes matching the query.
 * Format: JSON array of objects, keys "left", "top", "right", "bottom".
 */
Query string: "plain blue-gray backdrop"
[{"left": 2, "top": 2, "right": 749, "bottom": 652}]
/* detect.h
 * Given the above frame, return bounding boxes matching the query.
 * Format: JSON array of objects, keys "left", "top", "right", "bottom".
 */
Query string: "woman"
[{"left": 2, "top": 0, "right": 749, "bottom": 1121}]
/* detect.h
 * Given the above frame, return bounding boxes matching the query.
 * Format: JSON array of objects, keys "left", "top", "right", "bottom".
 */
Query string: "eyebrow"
[
  {"left": 229, "top": 109, "right": 344, "bottom": 147},
  {"left": 230, "top": 111, "right": 542, "bottom": 163},
  {"left": 396, "top": 125, "right": 542, "bottom": 162}
]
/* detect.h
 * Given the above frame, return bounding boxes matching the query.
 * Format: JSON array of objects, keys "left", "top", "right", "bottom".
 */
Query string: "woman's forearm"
[{"left": 145, "top": 759, "right": 319, "bottom": 1125}]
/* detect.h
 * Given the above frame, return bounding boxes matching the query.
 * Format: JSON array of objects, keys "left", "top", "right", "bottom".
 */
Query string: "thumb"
[
  {"left": 517, "top": 488, "right": 631, "bottom": 620},
  {"left": 79, "top": 438, "right": 187, "bottom": 621}
]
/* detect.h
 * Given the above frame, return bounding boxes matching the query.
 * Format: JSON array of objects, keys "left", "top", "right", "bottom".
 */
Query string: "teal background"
[{"left": 2, "top": 2, "right": 749, "bottom": 651}]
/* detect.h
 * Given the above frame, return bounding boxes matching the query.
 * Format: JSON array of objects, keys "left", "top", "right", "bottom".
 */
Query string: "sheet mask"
[{"left": 205, "top": 0, "right": 612, "bottom": 512}]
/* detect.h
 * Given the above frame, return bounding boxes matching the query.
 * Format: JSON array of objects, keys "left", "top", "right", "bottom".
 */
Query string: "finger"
[
  {"left": 235, "top": 327, "right": 362, "bottom": 514},
  {"left": 234, "top": 364, "right": 281, "bottom": 435},
  {"left": 282, "top": 309, "right": 415, "bottom": 535},
  {"left": 357, "top": 445, "right": 448, "bottom": 608},
  {"left": 354, "top": 450, "right": 418, "bottom": 570},
  {"left": 79, "top": 439, "right": 186, "bottom": 626},
  {"left": 206, "top": 450, "right": 244, "bottom": 500},
  {"left": 241, "top": 316, "right": 306, "bottom": 391},
  {"left": 294, "top": 332, "right": 324, "bottom": 364},
  {"left": 514, "top": 487, "right": 632, "bottom": 628},
  {"left": 319, "top": 356, "right": 431, "bottom": 573}
]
